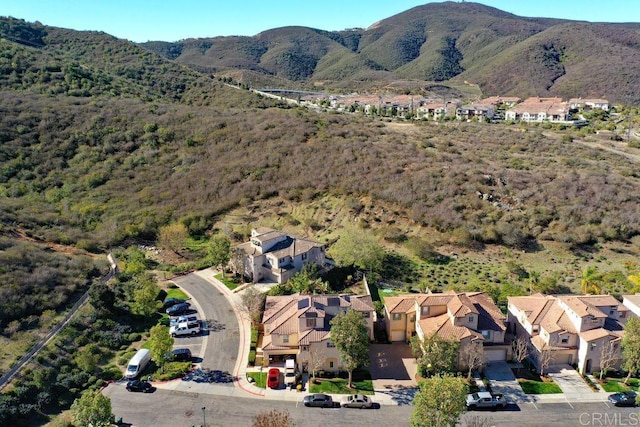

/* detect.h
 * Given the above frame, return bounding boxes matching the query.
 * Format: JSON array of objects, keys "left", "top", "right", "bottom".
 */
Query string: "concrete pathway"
[{"left": 545, "top": 365, "right": 606, "bottom": 402}]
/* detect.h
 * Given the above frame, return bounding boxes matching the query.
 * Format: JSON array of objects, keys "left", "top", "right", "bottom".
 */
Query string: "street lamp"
[{"left": 201, "top": 406, "right": 206, "bottom": 427}]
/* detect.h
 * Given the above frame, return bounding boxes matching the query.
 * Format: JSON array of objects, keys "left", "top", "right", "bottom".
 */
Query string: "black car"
[
  {"left": 126, "top": 380, "right": 153, "bottom": 393},
  {"left": 171, "top": 348, "right": 192, "bottom": 362},
  {"left": 163, "top": 298, "right": 186, "bottom": 309},
  {"left": 303, "top": 393, "right": 333, "bottom": 408},
  {"left": 166, "top": 302, "right": 190, "bottom": 316},
  {"left": 608, "top": 391, "right": 638, "bottom": 407}
]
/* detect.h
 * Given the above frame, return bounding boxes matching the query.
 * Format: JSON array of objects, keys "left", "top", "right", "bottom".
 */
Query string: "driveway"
[
  {"left": 546, "top": 364, "right": 601, "bottom": 400},
  {"left": 368, "top": 343, "right": 418, "bottom": 405},
  {"left": 483, "top": 362, "right": 528, "bottom": 403}
]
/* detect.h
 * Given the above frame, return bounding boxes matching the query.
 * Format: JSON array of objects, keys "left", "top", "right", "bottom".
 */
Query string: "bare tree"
[
  {"left": 302, "top": 346, "right": 326, "bottom": 382},
  {"left": 539, "top": 347, "right": 554, "bottom": 377},
  {"left": 464, "top": 414, "right": 495, "bottom": 427},
  {"left": 599, "top": 339, "right": 619, "bottom": 381},
  {"left": 512, "top": 337, "right": 530, "bottom": 374},
  {"left": 241, "top": 286, "right": 266, "bottom": 325},
  {"left": 230, "top": 247, "right": 246, "bottom": 279},
  {"left": 462, "top": 342, "right": 485, "bottom": 380},
  {"left": 252, "top": 409, "right": 295, "bottom": 427}
]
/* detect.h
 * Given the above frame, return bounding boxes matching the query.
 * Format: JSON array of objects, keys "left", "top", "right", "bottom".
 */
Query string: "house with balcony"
[
  {"left": 508, "top": 294, "right": 633, "bottom": 373},
  {"left": 259, "top": 293, "right": 375, "bottom": 373},
  {"left": 234, "top": 228, "right": 327, "bottom": 284},
  {"left": 383, "top": 291, "right": 509, "bottom": 365},
  {"left": 569, "top": 98, "right": 609, "bottom": 111}
]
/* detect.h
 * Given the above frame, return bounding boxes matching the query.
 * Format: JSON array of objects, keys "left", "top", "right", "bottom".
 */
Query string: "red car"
[{"left": 267, "top": 368, "right": 280, "bottom": 389}]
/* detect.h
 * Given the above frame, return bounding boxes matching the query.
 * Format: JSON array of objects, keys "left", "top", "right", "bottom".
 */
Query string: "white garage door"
[
  {"left": 391, "top": 331, "right": 405, "bottom": 342},
  {"left": 485, "top": 348, "right": 507, "bottom": 362}
]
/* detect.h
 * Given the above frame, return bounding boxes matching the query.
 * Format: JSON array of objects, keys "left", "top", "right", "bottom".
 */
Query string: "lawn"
[
  {"left": 214, "top": 273, "right": 240, "bottom": 290},
  {"left": 247, "top": 371, "right": 267, "bottom": 388},
  {"left": 165, "top": 288, "right": 189, "bottom": 300},
  {"left": 512, "top": 367, "right": 563, "bottom": 394},
  {"left": 309, "top": 377, "right": 374, "bottom": 395},
  {"left": 518, "top": 379, "right": 563, "bottom": 394},
  {"left": 601, "top": 377, "right": 640, "bottom": 392}
]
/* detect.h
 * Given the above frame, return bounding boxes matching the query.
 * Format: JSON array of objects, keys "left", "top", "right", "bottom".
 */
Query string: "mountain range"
[{"left": 142, "top": 1, "right": 640, "bottom": 104}]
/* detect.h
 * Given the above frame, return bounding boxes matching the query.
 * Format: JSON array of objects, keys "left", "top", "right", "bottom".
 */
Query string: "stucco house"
[
  {"left": 505, "top": 97, "right": 571, "bottom": 123},
  {"left": 569, "top": 98, "right": 609, "bottom": 111},
  {"left": 508, "top": 294, "right": 633, "bottom": 373},
  {"left": 622, "top": 294, "right": 640, "bottom": 317},
  {"left": 383, "top": 291, "right": 509, "bottom": 365},
  {"left": 234, "top": 228, "right": 327, "bottom": 284},
  {"left": 260, "top": 293, "right": 374, "bottom": 373}
]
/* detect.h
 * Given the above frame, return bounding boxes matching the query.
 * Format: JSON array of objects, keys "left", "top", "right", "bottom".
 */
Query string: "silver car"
[{"left": 341, "top": 394, "right": 373, "bottom": 409}]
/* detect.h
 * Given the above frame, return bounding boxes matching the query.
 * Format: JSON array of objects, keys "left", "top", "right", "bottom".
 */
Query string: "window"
[
  {"left": 621, "top": 312, "right": 626, "bottom": 318},
  {"left": 329, "top": 361, "right": 334, "bottom": 368},
  {"left": 481, "top": 330, "right": 491, "bottom": 339},
  {"left": 283, "top": 335, "right": 289, "bottom": 344},
  {"left": 302, "top": 253, "right": 307, "bottom": 261},
  {"left": 392, "top": 313, "right": 402, "bottom": 321},
  {"left": 561, "top": 337, "right": 568, "bottom": 344},
  {"left": 468, "top": 315, "right": 474, "bottom": 322},
  {"left": 410, "top": 315, "right": 416, "bottom": 322},
  {"left": 362, "top": 312, "right": 370, "bottom": 318},
  {"left": 421, "top": 306, "right": 429, "bottom": 315},
  {"left": 532, "top": 325, "right": 539, "bottom": 332},
  {"left": 306, "top": 318, "right": 315, "bottom": 328},
  {"left": 327, "top": 341, "right": 335, "bottom": 348},
  {"left": 301, "top": 346, "right": 308, "bottom": 351},
  {"left": 591, "top": 342, "right": 597, "bottom": 351}
]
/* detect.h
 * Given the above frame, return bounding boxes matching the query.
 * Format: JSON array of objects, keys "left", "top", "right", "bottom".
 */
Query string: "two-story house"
[
  {"left": 508, "top": 294, "right": 632, "bottom": 373},
  {"left": 260, "top": 293, "right": 374, "bottom": 373},
  {"left": 384, "top": 291, "right": 509, "bottom": 366},
  {"left": 505, "top": 97, "right": 571, "bottom": 123},
  {"left": 234, "top": 228, "right": 327, "bottom": 284}
]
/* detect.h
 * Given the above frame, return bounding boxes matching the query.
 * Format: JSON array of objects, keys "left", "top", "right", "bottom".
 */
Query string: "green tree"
[
  {"left": 622, "top": 316, "right": 640, "bottom": 385},
  {"left": 410, "top": 374, "right": 468, "bottom": 427},
  {"left": 581, "top": 266, "right": 602, "bottom": 295},
  {"left": 131, "top": 274, "right": 160, "bottom": 316},
  {"left": 410, "top": 333, "right": 460, "bottom": 376},
  {"left": 328, "top": 229, "right": 385, "bottom": 274},
  {"left": 286, "top": 263, "right": 329, "bottom": 294},
  {"left": 88, "top": 280, "right": 115, "bottom": 315},
  {"left": 148, "top": 324, "right": 174, "bottom": 373},
  {"left": 207, "top": 234, "right": 231, "bottom": 276},
  {"left": 329, "top": 308, "right": 370, "bottom": 389},
  {"left": 158, "top": 222, "right": 189, "bottom": 255},
  {"left": 75, "top": 344, "right": 101, "bottom": 373},
  {"left": 70, "top": 390, "right": 112, "bottom": 427}
]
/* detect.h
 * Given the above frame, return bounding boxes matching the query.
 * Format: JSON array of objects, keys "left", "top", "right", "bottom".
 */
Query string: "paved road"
[
  {"left": 104, "top": 383, "right": 640, "bottom": 427},
  {"left": 171, "top": 274, "right": 239, "bottom": 382}
]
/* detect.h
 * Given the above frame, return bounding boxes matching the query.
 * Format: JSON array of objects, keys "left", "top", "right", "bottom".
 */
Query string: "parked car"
[
  {"left": 163, "top": 298, "right": 186, "bottom": 309},
  {"left": 608, "top": 391, "right": 638, "bottom": 407},
  {"left": 126, "top": 379, "right": 153, "bottom": 393},
  {"left": 267, "top": 368, "right": 280, "bottom": 389},
  {"left": 466, "top": 392, "right": 506, "bottom": 409},
  {"left": 341, "top": 394, "right": 373, "bottom": 409},
  {"left": 171, "top": 348, "right": 192, "bottom": 362},
  {"left": 170, "top": 321, "right": 201, "bottom": 337},
  {"left": 303, "top": 393, "right": 333, "bottom": 408},
  {"left": 170, "top": 314, "right": 198, "bottom": 327},
  {"left": 166, "top": 302, "right": 190, "bottom": 316}
]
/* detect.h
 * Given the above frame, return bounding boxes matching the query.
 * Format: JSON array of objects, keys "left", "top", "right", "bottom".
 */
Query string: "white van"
[{"left": 125, "top": 349, "right": 151, "bottom": 379}]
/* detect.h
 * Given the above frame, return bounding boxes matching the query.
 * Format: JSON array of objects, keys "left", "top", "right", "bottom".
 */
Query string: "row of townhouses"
[
  {"left": 301, "top": 93, "right": 609, "bottom": 124},
  {"left": 234, "top": 229, "right": 638, "bottom": 377}
]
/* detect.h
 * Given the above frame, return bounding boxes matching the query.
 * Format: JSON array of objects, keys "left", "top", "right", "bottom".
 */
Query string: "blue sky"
[{"left": 2, "top": 1, "right": 638, "bottom": 43}]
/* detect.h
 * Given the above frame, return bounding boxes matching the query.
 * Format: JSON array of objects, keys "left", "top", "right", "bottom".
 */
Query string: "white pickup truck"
[
  {"left": 466, "top": 392, "right": 506, "bottom": 409},
  {"left": 170, "top": 321, "right": 201, "bottom": 337}
]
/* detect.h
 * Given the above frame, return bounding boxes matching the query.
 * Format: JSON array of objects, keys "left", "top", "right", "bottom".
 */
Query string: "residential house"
[
  {"left": 383, "top": 291, "right": 509, "bottom": 367},
  {"left": 234, "top": 228, "right": 327, "bottom": 284},
  {"left": 477, "top": 96, "right": 522, "bottom": 108},
  {"left": 416, "top": 101, "right": 460, "bottom": 120},
  {"left": 260, "top": 293, "right": 375, "bottom": 373},
  {"left": 505, "top": 97, "right": 571, "bottom": 123},
  {"left": 622, "top": 294, "right": 640, "bottom": 317},
  {"left": 569, "top": 98, "right": 609, "bottom": 111},
  {"left": 456, "top": 104, "right": 495, "bottom": 122},
  {"left": 508, "top": 294, "right": 632, "bottom": 373}
]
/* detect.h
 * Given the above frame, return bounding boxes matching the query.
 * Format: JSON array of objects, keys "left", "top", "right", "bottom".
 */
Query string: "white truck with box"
[{"left": 125, "top": 349, "right": 151, "bottom": 379}]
